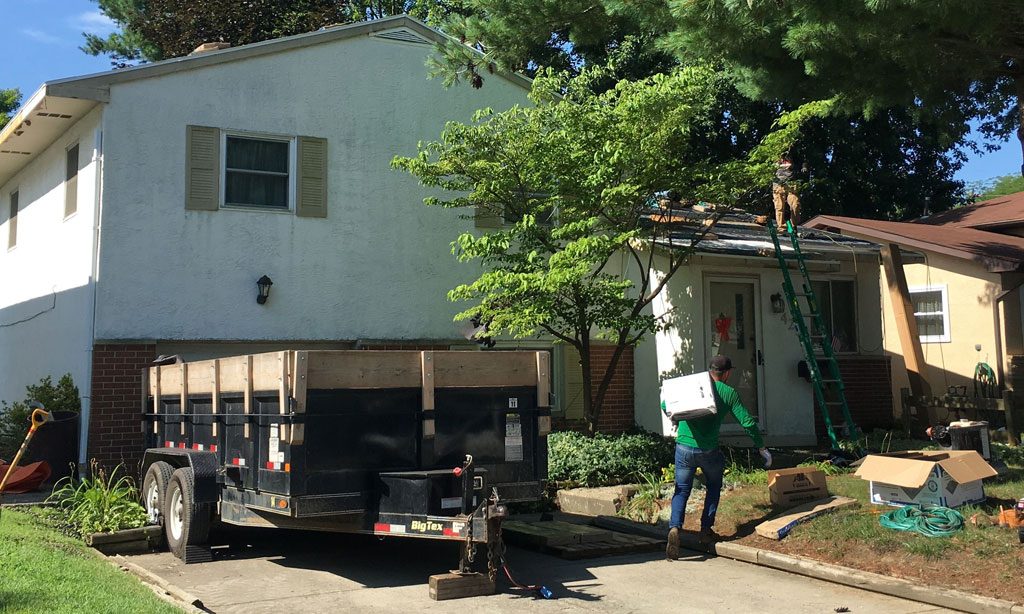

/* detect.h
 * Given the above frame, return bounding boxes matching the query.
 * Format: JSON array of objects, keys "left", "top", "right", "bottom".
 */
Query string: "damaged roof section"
[{"left": 648, "top": 206, "right": 878, "bottom": 261}]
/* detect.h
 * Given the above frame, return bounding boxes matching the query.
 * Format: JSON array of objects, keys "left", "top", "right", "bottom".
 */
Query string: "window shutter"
[
  {"left": 65, "top": 144, "right": 79, "bottom": 217},
  {"left": 296, "top": 136, "right": 327, "bottom": 218},
  {"left": 562, "top": 346, "right": 585, "bottom": 420},
  {"left": 185, "top": 125, "right": 220, "bottom": 211},
  {"left": 474, "top": 204, "right": 502, "bottom": 228}
]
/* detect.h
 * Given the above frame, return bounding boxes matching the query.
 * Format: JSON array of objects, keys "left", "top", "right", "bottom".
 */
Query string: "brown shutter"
[
  {"left": 185, "top": 125, "right": 220, "bottom": 211},
  {"left": 474, "top": 204, "right": 502, "bottom": 228},
  {"left": 65, "top": 143, "right": 79, "bottom": 217},
  {"left": 562, "top": 345, "right": 585, "bottom": 420},
  {"left": 296, "top": 136, "right": 327, "bottom": 218}
]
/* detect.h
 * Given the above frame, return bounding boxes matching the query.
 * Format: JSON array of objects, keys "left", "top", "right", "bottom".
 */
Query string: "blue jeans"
[{"left": 669, "top": 444, "right": 726, "bottom": 531}]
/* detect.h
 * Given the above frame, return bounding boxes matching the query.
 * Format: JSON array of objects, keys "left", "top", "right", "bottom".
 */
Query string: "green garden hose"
[{"left": 879, "top": 505, "right": 965, "bottom": 537}]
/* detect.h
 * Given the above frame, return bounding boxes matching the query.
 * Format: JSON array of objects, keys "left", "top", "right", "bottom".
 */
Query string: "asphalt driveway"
[{"left": 126, "top": 524, "right": 955, "bottom": 614}]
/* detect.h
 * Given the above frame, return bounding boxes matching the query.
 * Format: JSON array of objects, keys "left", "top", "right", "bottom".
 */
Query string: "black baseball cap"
[{"left": 709, "top": 355, "right": 733, "bottom": 372}]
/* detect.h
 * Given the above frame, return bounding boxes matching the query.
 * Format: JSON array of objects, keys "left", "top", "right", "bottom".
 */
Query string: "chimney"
[{"left": 190, "top": 41, "right": 232, "bottom": 55}]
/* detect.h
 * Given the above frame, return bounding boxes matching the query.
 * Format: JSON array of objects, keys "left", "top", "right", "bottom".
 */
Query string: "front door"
[{"left": 704, "top": 276, "right": 763, "bottom": 426}]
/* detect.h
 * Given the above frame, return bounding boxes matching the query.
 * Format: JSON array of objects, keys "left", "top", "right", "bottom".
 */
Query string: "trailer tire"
[
  {"left": 164, "top": 467, "right": 211, "bottom": 560},
  {"left": 142, "top": 461, "right": 174, "bottom": 543}
]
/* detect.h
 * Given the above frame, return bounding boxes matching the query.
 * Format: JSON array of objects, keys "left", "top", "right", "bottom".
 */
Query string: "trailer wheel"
[
  {"left": 164, "top": 467, "right": 211, "bottom": 560},
  {"left": 142, "top": 461, "right": 174, "bottom": 536}
]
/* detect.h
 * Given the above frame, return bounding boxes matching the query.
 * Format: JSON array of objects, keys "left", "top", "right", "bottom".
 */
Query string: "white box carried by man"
[{"left": 660, "top": 371, "right": 717, "bottom": 437}]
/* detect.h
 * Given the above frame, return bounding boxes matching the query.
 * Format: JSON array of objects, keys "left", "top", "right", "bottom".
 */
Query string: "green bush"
[
  {"left": 46, "top": 462, "right": 147, "bottom": 538},
  {"left": 548, "top": 430, "right": 674, "bottom": 487},
  {"left": 0, "top": 374, "right": 81, "bottom": 460},
  {"left": 993, "top": 443, "right": 1024, "bottom": 467}
]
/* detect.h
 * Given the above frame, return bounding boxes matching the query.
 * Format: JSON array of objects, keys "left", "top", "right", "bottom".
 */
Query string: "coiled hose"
[{"left": 879, "top": 505, "right": 964, "bottom": 537}]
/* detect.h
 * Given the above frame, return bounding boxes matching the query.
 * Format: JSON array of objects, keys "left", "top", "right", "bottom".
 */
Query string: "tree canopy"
[
  {"left": 662, "top": 1, "right": 1024, "bottom": 173},
  {"left": 0, "top": 89, "right": 20, "bottom": 130},
  {"left": 84, "top": 0, "right": 440, "bottom": 65},
  {"left": 394, "top": 65, "right": 825, "bottom": 431}
]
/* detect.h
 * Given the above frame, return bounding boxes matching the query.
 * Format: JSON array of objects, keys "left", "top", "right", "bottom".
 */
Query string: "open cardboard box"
[{"left": 854, "top": 450, "right": 997, "bottom": 508}]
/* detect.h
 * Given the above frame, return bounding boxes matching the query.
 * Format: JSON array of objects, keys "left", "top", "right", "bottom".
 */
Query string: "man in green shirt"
[{"left": 666, "top": 355, "right": 771, "bottom": 560}]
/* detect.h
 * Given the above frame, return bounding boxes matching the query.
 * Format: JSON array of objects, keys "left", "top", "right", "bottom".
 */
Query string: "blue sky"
[{"left": 3, "top": 0, "right": 1020, "bottom": 184}]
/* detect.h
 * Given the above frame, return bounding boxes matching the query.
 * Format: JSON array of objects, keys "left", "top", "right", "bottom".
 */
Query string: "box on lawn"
[
  {"left": 767, "top": 467, "right": 829, "bottom": 508},
  {"left": 854, "top": 450, "right": 997, "bottom": 508},
  {"left": 660, "top": 371, "right": 717, "bottom": 437}
]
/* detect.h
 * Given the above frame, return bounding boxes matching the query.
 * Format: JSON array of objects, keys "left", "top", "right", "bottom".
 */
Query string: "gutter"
[{"left": 80, "top": 120, "right": 104, "bottom": 467}]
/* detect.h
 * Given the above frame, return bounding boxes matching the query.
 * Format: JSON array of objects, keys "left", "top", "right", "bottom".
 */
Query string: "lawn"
[
  {"left": 701, "top": 468, "right": 1024, "bottom": 603},
  {"left": 0, "top": 509, "right": 181, "bottom": 614}
]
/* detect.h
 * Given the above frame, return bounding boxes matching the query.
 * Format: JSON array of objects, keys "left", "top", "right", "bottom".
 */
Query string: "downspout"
[
  {"left": 80, "top": 122, "right": 104, "bottom": 467},
  {"left": 993, "top": 277, "right": 1024, "bottom": 392}
]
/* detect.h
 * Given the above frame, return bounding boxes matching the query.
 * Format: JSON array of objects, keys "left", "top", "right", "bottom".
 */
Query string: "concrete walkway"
[{"left": 125, "top": 526, "right": 954, "bottom": 613}]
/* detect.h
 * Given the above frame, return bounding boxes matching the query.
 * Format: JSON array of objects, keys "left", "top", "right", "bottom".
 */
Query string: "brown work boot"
[
  {"left": 698, "top": 528, "right": 720, "bottom": 546},
  {"left": 666, "top": 527, "right": 679, "bottom": 560}
]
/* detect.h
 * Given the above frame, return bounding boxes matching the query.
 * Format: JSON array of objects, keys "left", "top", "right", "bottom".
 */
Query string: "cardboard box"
[
  {"left": 767, "top": 467, "right": 829, "bottom": 508},
  {"left": 854, "top": 450, "right": 997, "bottom": 508},
  {"left": 660, "top": 371, "right": 717, "bottom": 436}
]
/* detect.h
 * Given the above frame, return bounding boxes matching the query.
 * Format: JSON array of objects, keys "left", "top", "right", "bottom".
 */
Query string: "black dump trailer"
[{"left": 140, "top": 350, "right": 550, "bottom": 574}]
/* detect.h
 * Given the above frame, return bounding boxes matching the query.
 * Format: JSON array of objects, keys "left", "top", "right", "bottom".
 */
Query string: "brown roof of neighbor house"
[
  {"left": 914, "top": 191, "right": 1024, "bottom": 229},
  {"left": 804, "top": 215, "right": 1024, "bottom": 272}
]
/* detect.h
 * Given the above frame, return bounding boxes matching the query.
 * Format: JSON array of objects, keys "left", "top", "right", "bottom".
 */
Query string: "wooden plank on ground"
[
  {"left": 546, "top": 533, "right": 663, "bottom": 560},
  {"left": 501, "top": 520, "right": 579, "bottom": 547},
  {"left": 754, "top": 496, "right": 858, "bottom": 540},
  {"left": 428, "top": 573, "right": 495, "bottom": 601},
  {"left": 539, "top": 520, "right": 613, "bottom": 543}
]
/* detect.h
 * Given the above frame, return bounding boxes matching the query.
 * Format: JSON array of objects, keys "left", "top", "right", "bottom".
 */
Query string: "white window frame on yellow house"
[{"left": 909, "top": 284, "right": 951, "bottom": 343}]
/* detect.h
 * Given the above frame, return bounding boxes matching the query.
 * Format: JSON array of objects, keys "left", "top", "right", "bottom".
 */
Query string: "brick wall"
[
  {"left": 553, "top": 345, "right": 636, "bottom": 434},
  {"left": 813, "top": 356, "right": 894, "bottom": 439},
  {"left": 88, "top": 343, "right": 155, "bottom": 470}
]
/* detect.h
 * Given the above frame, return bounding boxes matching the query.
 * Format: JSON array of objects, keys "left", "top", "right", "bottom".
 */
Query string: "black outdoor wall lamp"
[
  {"left": 770, "top": 293, "right": 785, "bottom": 314},
  {"left": 256, "top": 275, "right": 273, "bottom": 305}
]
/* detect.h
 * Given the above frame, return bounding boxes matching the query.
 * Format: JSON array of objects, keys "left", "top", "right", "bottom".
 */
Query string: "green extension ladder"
[{"left": 767, "top": 220, "right": 861, "bottom": 449}]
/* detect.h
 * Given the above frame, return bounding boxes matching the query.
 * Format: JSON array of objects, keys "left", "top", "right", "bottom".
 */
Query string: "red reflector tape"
[
  {"left": 192, "top": 444, "right": 202, "bottom": 450},
  {"left": 178, "top": 442, "right": 186, "bottom": 449},
  {"left": 210, "top": 445, "right": 217, "bottom": 453},
  {"left": 164, "top": 441, "right": 173, "bottom": 448},
  {"left": 443, "top": 528, "right": 457, "bottom": 537},
  {"left": 374, "top": 523, "right": 390, "bottom": 533}
]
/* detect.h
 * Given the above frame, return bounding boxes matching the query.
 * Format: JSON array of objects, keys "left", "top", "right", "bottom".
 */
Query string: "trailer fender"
[{"left": 141, "top": 449, "right": 219, "bottom": 505}]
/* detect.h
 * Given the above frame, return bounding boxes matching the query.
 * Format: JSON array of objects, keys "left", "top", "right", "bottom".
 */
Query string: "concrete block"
[{"left": 557, "top": 486, "right": 633, "bottom": 517}]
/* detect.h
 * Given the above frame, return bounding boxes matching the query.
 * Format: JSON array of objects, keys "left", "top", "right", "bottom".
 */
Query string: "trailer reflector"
[
  {"left": 210, "top": 445, "right": 218, "bottom": 453},
  {"left": 373, "top": 523, "right": 407, "bottom": 534},
  {"left": 265, "top": 461, "right": 282, "bottom": 470},
  {"left": 192, "top": 443, "right": 203, "bottom": 451},
  {"left": 178, "top": 442, "right": 186, "bottom": 448}
]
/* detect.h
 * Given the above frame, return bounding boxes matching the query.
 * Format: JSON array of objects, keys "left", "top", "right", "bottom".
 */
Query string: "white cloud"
[
  {"left": 70, "top": 10, "right": 117, "bottom": 36},
  {"left": 22, "top": 28, "right": 62, "bottom": 45}
]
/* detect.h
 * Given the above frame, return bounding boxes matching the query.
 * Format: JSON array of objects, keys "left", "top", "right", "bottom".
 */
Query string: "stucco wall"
[
  {"left": 0, "top": 108, "right": 102, "bottom": 407},
  {"left": 634, "top": 250, "right": 882, "bottom": 446},
  {"left": 881, "top": 251, "right": 1005, "bottom": 403},
  {"left": 95, "top": 34, "right": 528, "bottom": 342}
]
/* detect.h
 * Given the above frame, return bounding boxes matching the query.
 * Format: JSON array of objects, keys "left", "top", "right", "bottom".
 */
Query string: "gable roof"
[
  {"left": 805, "top": 214, "right": 1024, "bottom": 272},
  {"left": 0, "top": 16, "right": 532, "bottom": 187},
  {"left": 913, "top": 190, "right": 1024, "bottom": 230}
]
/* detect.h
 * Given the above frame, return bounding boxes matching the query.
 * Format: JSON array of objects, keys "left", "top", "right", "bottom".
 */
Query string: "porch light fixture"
[
  {"left": 770, "top": 293, "right": 785, "bottom": 314},
  {"left": 256, "top": 275, "right": 273, "bottom": 305}
]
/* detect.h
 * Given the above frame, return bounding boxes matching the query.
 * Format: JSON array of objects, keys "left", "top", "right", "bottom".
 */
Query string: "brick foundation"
[
  {"left": 88, "top": 343, "right": 155, "bottom": 470},
  {"left": 813, "top": 356, "right": 895, "bottom": 439}
]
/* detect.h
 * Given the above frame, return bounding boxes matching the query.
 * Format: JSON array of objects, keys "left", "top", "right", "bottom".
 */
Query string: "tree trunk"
[{"left": 580, "top": 336, "right": 596, "bottom": 435}]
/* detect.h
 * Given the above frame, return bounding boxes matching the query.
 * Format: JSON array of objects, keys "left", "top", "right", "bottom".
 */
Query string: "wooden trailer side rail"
[{"left": 144, "top": 350, "right": 554, "bottom": 443}]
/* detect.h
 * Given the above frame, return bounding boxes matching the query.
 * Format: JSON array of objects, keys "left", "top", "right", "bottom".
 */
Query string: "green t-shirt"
[{"left": 675, "top": 380, "right": 764, "bottom": 450}]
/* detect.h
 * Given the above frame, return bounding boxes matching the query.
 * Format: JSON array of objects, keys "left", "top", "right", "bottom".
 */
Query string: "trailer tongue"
[{"left": 140, "top": 349, "right": 550, "bottom": 579}]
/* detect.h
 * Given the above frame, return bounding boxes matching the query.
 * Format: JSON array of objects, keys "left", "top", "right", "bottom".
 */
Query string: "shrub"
[
  {"left": 548, "top": 430, "right": 674, "bottom": 487},
  {"left": 993, "top": 443, "right": 1024, "bottom": 467},
  {"left": 0, "top": 374, "right": 81, "bottom": 460},
  {"left": 46, "top": 462, "right": 148, "bottom": 538}
]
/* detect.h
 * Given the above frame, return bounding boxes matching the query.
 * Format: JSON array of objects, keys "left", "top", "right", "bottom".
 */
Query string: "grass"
[{"left": 0, "top": 509, "right": 181, "bottom": 614}]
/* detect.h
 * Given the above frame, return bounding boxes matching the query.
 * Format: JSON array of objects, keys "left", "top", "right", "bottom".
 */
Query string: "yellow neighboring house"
[{"left": 807, "top": 192, "right": 1024, "bottom": 423}]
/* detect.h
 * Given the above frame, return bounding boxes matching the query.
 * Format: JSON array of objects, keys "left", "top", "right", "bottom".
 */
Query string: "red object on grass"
[{"left": 0, "top": 460, "right": 52, "bottom": 494}]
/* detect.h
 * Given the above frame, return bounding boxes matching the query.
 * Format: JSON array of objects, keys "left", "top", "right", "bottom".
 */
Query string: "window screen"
[
  {"left": 810, "top": 280, "right": 858, "bottom": 352},
  {"left": 225, "top": 136, "right": 289, "bottom": 209}
]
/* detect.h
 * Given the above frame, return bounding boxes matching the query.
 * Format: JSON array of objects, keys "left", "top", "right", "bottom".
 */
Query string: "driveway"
[{"left": 126, "top": 525, "right": 954, "bottom": 613}]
